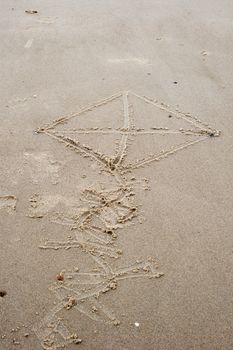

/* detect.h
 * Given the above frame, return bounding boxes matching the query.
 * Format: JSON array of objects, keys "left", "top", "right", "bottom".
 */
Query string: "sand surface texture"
[{"left": 0, "top": 1, "right": 233, "bottom": 349}]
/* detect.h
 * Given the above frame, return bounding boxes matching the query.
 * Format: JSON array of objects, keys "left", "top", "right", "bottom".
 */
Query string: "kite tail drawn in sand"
[{"left": 32, "top": 91, "right": 220, "bottom": 349}]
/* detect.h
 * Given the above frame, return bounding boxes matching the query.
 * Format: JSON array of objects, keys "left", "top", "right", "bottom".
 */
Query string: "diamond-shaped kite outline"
[{"left": 37, "top": 91, "right": 220, "bottom": 174}]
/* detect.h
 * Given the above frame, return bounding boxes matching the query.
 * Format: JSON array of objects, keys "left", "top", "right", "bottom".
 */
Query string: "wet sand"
[{"left": 0, "top": 1, "right": 233, "bottom": 349}]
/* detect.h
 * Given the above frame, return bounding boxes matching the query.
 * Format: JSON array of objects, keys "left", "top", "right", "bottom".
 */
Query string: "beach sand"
[{"left": 0, "top": 1, "right": 233, "bottom": 349}]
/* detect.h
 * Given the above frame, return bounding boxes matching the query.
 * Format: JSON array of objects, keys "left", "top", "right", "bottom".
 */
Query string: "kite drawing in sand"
[
  {"left": 34, "top": 91, "right": 220, "bottom": 349},
  {"left": 37, "top": 91, "right": 219, "bottom": 180}
]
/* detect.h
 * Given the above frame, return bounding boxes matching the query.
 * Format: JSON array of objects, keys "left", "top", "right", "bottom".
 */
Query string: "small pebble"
[{"left": 0, "top": 290, "right": 7, "bottom": 297}]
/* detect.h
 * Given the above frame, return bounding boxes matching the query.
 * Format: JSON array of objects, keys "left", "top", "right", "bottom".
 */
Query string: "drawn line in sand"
[
  {"left": 34, "top": 256, "right": 162, "bottom": 349},
  {"left": 29, "top": 185, "right": 138, "bottom": 245},
  {"left": 33, "top": 91, "right": 220, "bottom": 349},
  {"left": 0, "top": 195, "right": 17, "bottom": 213}
]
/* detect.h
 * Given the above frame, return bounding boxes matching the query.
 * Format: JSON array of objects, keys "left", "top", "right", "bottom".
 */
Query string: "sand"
[{"left": 0, "top": 1, "right": 233, "bottom": 349}]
